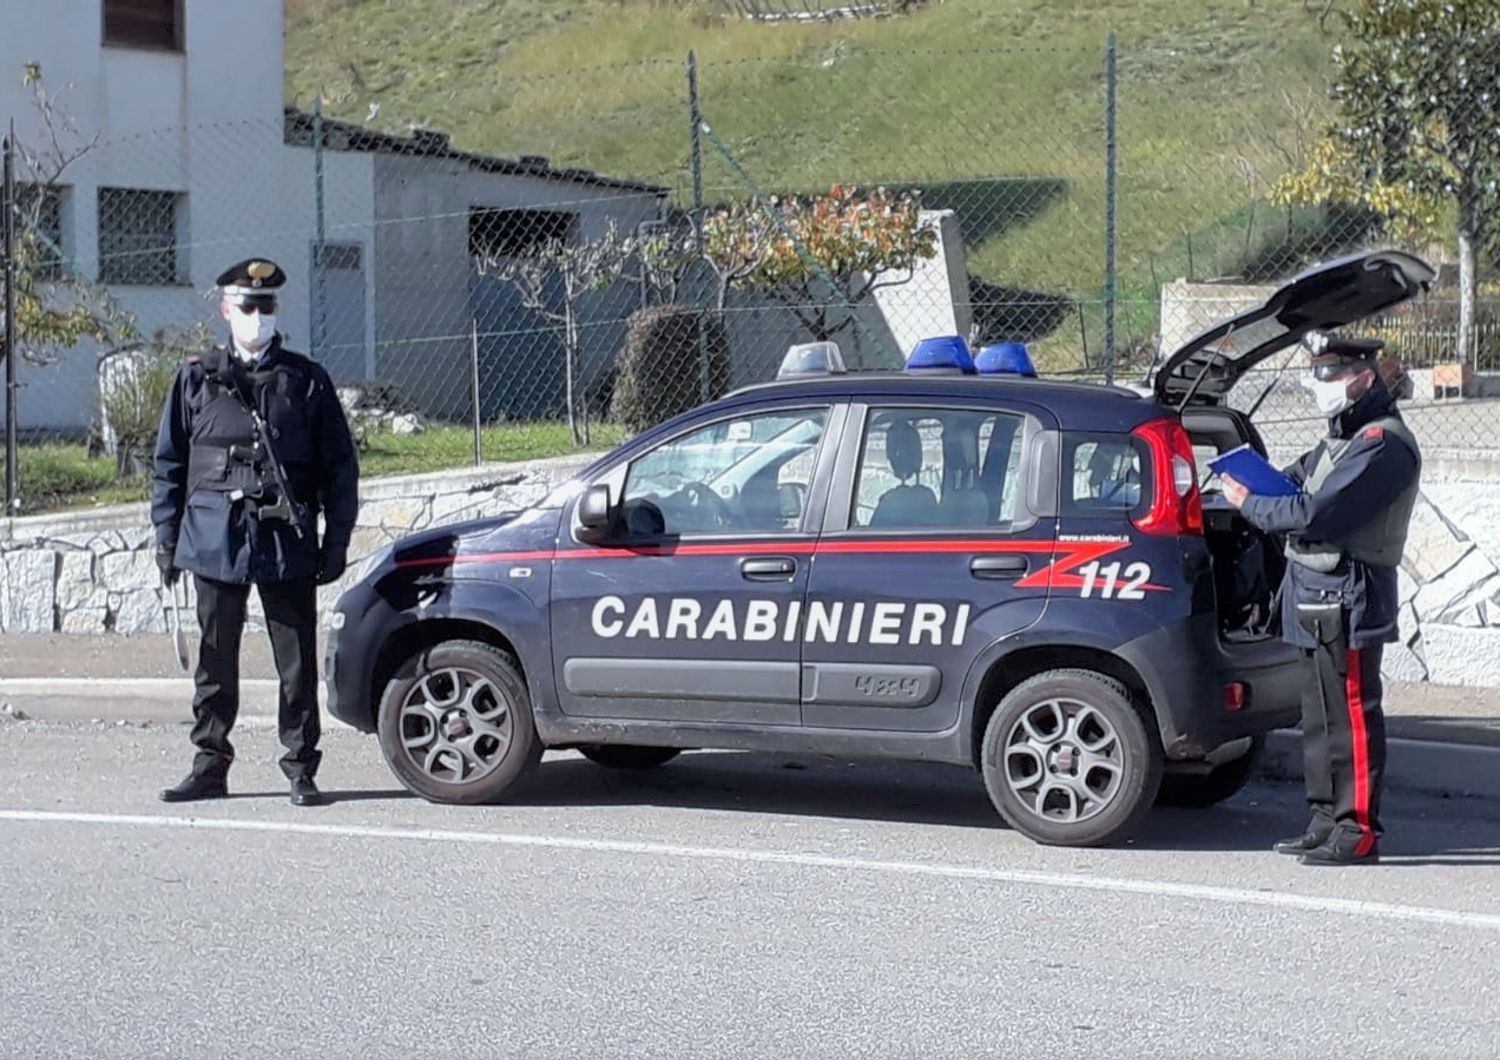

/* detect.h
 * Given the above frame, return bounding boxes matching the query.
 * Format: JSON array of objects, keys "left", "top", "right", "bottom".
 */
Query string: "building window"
[
  {"left": 103, "top": 0, "right": 183, "bottom": 50},
  {"left": 17, "top": 184, "right": 68, "bottom": 281},
  {"left": 98, "top": 188, "right": 182, "bottom": 286},
  {"left": 469, "top": 208, "right": 575, "bottom": 261}
]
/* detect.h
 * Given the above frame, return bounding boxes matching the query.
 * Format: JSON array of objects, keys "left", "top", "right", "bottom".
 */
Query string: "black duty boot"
[
  {"left": 159, "top": 772, "right": 228, "bottom": 803},
  {"left": 1299, "top": 831, "right": 1380, "bottom": 867},
  {"left": 1273, "top": 829, "right": 1332, "bottom": 856},
  {"left": 290, "top": 776, "right": 326, "bottom": 807}
]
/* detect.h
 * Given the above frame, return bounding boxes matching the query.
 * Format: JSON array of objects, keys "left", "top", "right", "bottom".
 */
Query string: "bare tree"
[
  {"left": 475, "top": 221, "right": 637, "bottom": 446},
  {"left": 5, "top": 63, "right": 136, "bottom": 369}
]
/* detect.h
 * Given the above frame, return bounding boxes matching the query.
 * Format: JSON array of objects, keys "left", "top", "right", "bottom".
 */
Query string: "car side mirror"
[{"left": 577, "top": 484, "right": 614, "bottom": 540}]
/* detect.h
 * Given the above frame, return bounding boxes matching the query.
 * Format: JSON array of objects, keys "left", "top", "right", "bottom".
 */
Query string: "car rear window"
[{"left": 1062, "top": 434, "right": 1144, "bottom": 514}]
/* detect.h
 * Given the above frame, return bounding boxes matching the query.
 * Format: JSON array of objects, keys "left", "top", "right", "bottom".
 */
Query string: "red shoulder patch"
[{"left": 1363, "top": 425, "right": 1384, "bottom": 440}]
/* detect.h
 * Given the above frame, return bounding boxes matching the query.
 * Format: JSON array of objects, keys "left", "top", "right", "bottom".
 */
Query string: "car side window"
[
  {"left": 851, "top": 407, "right": 1026, "bottom": 530},
  {"left": 621, "top": 408, "right": 828, "bottom": 536},
  {"left": 1064, "top": 436, "right": 1144, "bottom": 513}
]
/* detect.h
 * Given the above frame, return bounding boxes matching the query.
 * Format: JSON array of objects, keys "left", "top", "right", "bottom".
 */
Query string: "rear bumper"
[{"left": 1117, "top": 615, "right": 1302, "bottom": 760}]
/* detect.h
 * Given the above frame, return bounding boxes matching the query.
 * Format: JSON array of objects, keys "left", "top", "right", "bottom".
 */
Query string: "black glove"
[
  {"left": 317, "top": 543, "right": 348, "bottom": 586},
  {"left": 156, "top": 543, "right": 179, "bottom": 588}
]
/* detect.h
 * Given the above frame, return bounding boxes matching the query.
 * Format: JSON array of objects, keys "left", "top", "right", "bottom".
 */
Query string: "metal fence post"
[
  {"left": 3, "top": 120, "right": 17, "bottom": 516},
  {"left": 312, "top": 96, "right": 327, "bottom": 363},
  {"left": 470, "top": 317, "right": 482, "bottom": 466},
  {"left": 689, "top": 51, "right": 710, "bottom": 405},
  {"left": 1103, "top": 31, "right": 1118, "bottom": 386}
]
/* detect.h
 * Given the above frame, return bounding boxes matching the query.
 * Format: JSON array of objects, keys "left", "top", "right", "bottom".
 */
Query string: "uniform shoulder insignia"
[
  {"left": 185, "top": 354, "right": 201, "bottom": 365},
  {"left": 1363, "top": 425, "right": 1384, "bottom": 440}
]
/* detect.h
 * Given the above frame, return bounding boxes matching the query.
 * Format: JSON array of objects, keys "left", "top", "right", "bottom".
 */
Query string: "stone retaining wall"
[
  {"left": 0, "top": 455, "right": 595, "bottom": 637},
  {"left": 4, "top": 450, "right": 1500, "bottom": 687}
]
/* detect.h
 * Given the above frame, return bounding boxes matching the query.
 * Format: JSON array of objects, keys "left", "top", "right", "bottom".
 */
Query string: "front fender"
[
  {"left": 402, "top": 575, "right": 554, "bottom": 708},
  {"left": 329, "top": 571, "right": 552, "bottom": 732}
]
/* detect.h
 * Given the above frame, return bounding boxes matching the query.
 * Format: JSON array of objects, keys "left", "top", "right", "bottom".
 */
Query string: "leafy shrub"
[
  {"left": 611, "top": 306, "right": 731, "bottom": 432},
  {"left": 98, "top": 352, "right": 181, "bottom": 479}
]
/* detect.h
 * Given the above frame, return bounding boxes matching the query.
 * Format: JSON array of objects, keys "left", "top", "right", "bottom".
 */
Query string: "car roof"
[{"left": 720, "top": 371, "right": 1163, "bottom": 430}]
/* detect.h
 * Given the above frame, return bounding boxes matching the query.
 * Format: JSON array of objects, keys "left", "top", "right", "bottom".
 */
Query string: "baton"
[{"left": 163, "top": 576, "right": 191, "bottom": 674}]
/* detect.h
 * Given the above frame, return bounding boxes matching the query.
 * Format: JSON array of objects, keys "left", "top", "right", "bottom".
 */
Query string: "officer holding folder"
[{"left": 1221, "top": 331, "right": 1420, "bottom": 866}]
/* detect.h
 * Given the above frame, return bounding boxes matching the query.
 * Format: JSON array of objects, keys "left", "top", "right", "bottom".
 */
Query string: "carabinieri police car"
[{"left": 325, "top": 249, "right": 1433, "bottom": 847}]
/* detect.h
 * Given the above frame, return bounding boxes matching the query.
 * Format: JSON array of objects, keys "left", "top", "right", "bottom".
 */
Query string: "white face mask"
[
  {"left": 230, "top": 311, "right": 277, "bottom": 356},
  {"left": 1308, "top": 376, "right": 1353, "bottom": 418}
]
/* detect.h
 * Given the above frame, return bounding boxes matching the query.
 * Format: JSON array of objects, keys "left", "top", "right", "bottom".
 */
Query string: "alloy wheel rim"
[
  {"left": 398, "top": 667, "right": 513, "bottom": 784},
  {"left": 1002, "top": 697, "right": 1125, "bottom": 824}
]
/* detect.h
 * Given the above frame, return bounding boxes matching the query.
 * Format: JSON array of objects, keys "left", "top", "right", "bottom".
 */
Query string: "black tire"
[
  {"left": 1157, "top": 737, "right": 1265, "bottom": 808},
  {"left": 980, "top": 668, "right": 1163, "bottom": 847},
  {"left": 578, "top": 745, "right": 682, "bottom": 770},
  {"left": 376, "top": 640, "right": 541, "bottom": 805}
]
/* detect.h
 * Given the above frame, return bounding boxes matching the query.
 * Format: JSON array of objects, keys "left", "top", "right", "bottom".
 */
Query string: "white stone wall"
[
  {"left": 0, "top": 455, "right": 594, "bottom": 637},
  {"left": 1392, "top": 476, "right": 1500, "bottom": 687}
]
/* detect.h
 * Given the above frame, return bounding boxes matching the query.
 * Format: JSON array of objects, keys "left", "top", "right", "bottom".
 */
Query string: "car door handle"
[
  {"left": 970, "top": 555, "right": 1029, "bottom": 579},
  {"left": 740, "top": 557, "right": 797, "bottom": 581}
]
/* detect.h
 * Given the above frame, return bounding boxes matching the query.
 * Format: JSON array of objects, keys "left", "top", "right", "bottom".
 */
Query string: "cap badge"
[{"left": 247, "top": 260, "right": 275, "bottom": 287}]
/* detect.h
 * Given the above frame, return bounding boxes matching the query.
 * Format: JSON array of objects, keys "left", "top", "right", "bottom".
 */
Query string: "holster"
[{"left": 1296, "top": 600, "right": 1349, "bottom": 675}]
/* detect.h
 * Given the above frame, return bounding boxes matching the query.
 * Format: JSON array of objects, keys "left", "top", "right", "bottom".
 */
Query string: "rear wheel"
[
  {"left": 980, "top": 668, "right": 1162, "bottom": 847},
  {"left": 1157, "top": 737, "right": 1264, "bottom": 808},
  {"left": 376, "top": 640, "right": 541, "bottom": 805},
  {"left": 578, "top": 745, "right": 682, "bottom": 770}
]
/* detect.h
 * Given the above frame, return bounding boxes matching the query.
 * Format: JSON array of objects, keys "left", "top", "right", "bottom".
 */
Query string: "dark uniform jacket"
[
  {"left": 1239, "top": 379, "right": 1421, "bottom": 650},
  {"left": 150, "top": 338, "right": 359, "bottom": 585}
]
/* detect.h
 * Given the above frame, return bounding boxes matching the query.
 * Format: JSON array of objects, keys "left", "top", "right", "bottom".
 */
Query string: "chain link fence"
[{"left": 3, "top": 34, "right": 1498, "bottom": 516}]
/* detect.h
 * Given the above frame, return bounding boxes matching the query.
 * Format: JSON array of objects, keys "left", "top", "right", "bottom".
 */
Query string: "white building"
[{"left": 0, "top": 0, "right": 668, "bottom": 434}]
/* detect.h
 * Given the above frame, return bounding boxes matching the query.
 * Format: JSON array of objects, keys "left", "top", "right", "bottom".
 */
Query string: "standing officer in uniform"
[
  {"left": 151, "top": 258, "right": 359, "bottom": 806},
  {"left": 1223, "top": 331, "right": 1421, "bottom": 866}
]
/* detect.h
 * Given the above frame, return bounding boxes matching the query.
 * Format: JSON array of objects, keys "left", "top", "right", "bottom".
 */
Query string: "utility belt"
[
  {"left": 1285, "top": 540, "right": 1342, "bottom": 574},
  {"left": 1286, "top": 538, "right": 1400, "bottom": 574},
  {"left": 188, "top": 443, "right": 306, "bottom": 529},
  {"left": 189, "top": 443, "right": 260, "bottom": 494}
]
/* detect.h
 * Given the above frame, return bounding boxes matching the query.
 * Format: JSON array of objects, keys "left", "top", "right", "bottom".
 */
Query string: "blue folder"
[{"left": 1207, "top": 445, "right": 1300, "bottom": 497}]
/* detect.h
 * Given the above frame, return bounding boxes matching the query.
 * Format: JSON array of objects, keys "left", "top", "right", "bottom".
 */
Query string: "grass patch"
[
  {"left": 15, "top": 422, "right": 624, "bottom": 515},
  {"left": 286, "top": 0, "right": 1341, "bottom": 323}
]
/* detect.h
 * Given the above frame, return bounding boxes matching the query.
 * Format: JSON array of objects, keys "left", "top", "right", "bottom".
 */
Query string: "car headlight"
[{"left": 355, "top": 543, "right": 395, "bottom": 583}]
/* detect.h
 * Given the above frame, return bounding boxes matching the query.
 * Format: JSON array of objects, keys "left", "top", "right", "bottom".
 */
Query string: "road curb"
[
  {"left": 0, "top": 678, "right": 325, "bottom": 725},
  {"left": 1260, "top": 730, "right": 1500, "bottom": 801}
]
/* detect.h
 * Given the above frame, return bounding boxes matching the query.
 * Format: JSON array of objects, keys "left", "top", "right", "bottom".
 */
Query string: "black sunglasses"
[
  {"left": 231, "top": 295, "right": 279, "bottom": 314},
  {"left": 1310, "top": 360, "right": 1373, "bottom": 382}
]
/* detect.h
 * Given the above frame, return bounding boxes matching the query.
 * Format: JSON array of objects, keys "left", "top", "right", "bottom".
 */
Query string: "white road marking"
[{"left": 3, "top": 808, "right": 1499, "bottom": 932}]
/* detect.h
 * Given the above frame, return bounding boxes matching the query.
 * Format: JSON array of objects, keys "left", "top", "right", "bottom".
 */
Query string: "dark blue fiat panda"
[{"left": 325, "top": 250, "right": 1432, "bottom": 846}]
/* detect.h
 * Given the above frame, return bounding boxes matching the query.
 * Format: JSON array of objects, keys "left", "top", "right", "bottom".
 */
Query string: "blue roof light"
[
  {"left": 976, "top": 342, "right": 1037, "bottom": 377},
  {"left": 777, "top": 341, "right": 847, "bottom": 379},
  {"left": 905, "top": 335, "right": 976, "bottom": 374}
]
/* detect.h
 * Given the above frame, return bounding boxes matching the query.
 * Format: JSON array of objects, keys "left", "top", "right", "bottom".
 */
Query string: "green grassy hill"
[{"left": 285, "top": 0, "right": 1344, "bottom": 354}]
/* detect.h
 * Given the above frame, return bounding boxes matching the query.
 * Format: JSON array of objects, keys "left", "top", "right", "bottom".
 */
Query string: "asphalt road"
[{"left": 5, "top": 716, "right": 1500, "bottom": 1059}]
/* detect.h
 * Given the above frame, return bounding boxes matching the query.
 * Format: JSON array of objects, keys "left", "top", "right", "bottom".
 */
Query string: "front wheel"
[
  {"left": 981, "top": 668, "right": 1162, "bottom": 847},
  {"left": 377, "top": 640, "right": 541, "bottom": 805}
]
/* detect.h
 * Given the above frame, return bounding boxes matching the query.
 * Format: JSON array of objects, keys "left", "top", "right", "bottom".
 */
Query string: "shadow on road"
[
  {"left": 525, "top": 752, "right": 1002, "bottom": 831},
  {"left": 198, "top": 789, "right": 416, "bottom": 804},
  {"left": 322, "top": 789, "right": 415, "bottom": 805},
  {"left": 510, "top": 751, "right": 1500, "bottom": 861}
]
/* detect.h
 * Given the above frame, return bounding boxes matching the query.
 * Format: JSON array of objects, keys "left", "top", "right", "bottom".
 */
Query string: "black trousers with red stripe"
[{"left": 1300, "top": 641, "right": 1385, "bottom": 852}]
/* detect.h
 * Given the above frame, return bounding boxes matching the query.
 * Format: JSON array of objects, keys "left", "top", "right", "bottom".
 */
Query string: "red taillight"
[
  {"left": 1223, "top": 681, "right": 1248, "bottom": 712},
  {"left": 1131, "top": 417, "right": 1204, "bottom": 537}
]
